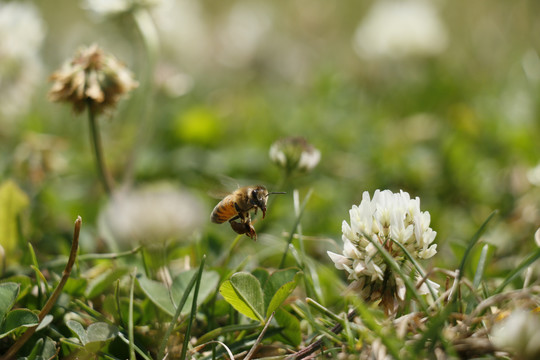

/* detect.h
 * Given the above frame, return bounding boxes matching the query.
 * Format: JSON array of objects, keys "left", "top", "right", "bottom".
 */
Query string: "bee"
[{"left": 211, "top": 185, "right": 285, "bottom": 240}]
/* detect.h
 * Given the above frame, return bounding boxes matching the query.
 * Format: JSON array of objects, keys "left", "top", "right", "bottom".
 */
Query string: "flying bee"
[{"left": 211, "top": 185, "right": 285, "bottom": 240}]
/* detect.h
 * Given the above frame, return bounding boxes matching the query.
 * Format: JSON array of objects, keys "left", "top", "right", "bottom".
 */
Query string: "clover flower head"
[
  {"left": 98, "top": 183, "right": 205, "bottom": 250},
  {"left": 353, "top": 0, "right": 448, "bottom": 60},
  {"left": 269, "top": 136, "right": 320, "bottom": 174},
  {"left": 328, "top": 189, "right": 438, "bottom": 314},
  {"left": 0, "top": 1, "right": 45, "bottom": 120},
  {"left": 48, "top": 44, "right": 138, "bottom": 114},
  {"left": 82, "top": 0, "right": 160, "bottom": 17}
]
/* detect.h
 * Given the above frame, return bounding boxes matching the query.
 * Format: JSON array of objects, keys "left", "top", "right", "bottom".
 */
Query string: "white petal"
[{"left": 327, "top": 251, "right": 350, "bottom": 270}]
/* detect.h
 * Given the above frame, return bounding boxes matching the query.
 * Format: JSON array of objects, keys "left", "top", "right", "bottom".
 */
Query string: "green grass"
[{"left": 1, "top": 1, "right": 540, "bottom": 358}]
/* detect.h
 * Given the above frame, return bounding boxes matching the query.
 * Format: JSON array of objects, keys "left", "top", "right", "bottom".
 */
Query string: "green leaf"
[
  {"left": 27, "top": 336, "right": 56, "bottom": 360},
  {"left": 219, "top": 272, "right": 265, "bottom": 322},
  {"left": 0, "top": 180, "right": 29, "bottom": 256},
  {"left": 85, "top": 267, "right": 129, "bottom": 299},
  {"left": 274, "top": 308, "right": 301, "bottom": 347},
  {"left": 36, "top": 314, "right": 53, "bottom": 332},
  {"left": 26, "top": 337, "right": 44, "bottom": 360},
  {"left": 251, "top": 268, "right": 270, "bottom": 288},
  {"left": 67, "top": 319, "right": 89, "bottom": 345},
  {"left": 0, "top": 309, "right": 39, "bottom": 339},
  {"left": 86, "top": 322, "right": 118, "bottom": 343},
  {"left": 0, "top": 282, "right": 19, "bottom": 322},
  {"left": 264, "top": 269, "right": 301, "bottom": 318},
  {"left": 137, "top": 270, "right": 219, "bottom": 316},
  {"left": 0, "top": 276, "right": 32, "bottom": 301},
  {"left": 63, "top": 277, "right": 88, "bottom": 297}
]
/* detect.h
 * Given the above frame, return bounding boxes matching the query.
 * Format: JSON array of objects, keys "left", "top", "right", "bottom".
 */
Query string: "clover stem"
[{"left": 88, "top": 104, "right": 114, "bottom": 194}]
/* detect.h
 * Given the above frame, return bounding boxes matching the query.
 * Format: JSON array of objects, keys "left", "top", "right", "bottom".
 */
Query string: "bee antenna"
[{"left": 266, "top": 191, "right": 286, "bottom": 197}]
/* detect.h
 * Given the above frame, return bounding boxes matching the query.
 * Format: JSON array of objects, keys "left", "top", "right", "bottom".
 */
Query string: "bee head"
[
  {"left": 249, "top": 186, "right": 286, "bottom": 219},
  {"left": 249, "top": 186, "right": 269, "bottom": 218}
]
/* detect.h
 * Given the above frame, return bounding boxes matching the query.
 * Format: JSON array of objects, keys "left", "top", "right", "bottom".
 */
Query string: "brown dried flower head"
[{"left": 48, "top": 44, "right": 138, "bottom": 114}]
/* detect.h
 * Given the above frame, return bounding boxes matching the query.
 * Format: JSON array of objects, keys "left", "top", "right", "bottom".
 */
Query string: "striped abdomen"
[{"left": 211, "top": 195, "right": 238, "bottom": 223}]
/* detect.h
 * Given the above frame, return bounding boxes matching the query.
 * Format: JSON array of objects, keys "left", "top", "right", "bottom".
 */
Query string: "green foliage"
[
  {"left": 0, "top": 283, "right": 39, "bottom": 339},
  {"left": 0, "top": 180, "right": 29, "bottom": 259},
  {"left": 219, "top": 268, "right": 301, "bottom": 324},
  {"left": 137, "top": 269, "right": 219, "bottom": 317},
  {"left": 1, "top": 1, "right": 540, "bottom": 358}
]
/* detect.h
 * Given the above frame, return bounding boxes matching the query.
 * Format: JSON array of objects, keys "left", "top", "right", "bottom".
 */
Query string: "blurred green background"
[{"left": 1, "top": 0, "right": 540, "bottom": 278}]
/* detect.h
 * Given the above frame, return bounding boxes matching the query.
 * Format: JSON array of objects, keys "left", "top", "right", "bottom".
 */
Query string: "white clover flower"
[
  {"left": 269, "top": 136, "right": 320, "bottom": 174},
  {"left": 490, "top": 310, "right": 540, "bottom": 359},
  {"left": 82, "top": 0, "right": 160, "bottom": 17},
  {"left": 328, "top": 189, "right": 438, "bottom": 314},
  {"left": 98, "top": 183, "right": 205, "bottom": 250},
  {"left": 353, "top": 0, "right": 448, "bottom": 60},
  {"left": 0, "top": 1, "right": 45, "bottom": 120}
]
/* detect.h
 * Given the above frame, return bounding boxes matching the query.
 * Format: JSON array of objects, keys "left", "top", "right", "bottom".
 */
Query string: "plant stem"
[{"left": 88, "top": 105, "right": 114, "bottom": 195}]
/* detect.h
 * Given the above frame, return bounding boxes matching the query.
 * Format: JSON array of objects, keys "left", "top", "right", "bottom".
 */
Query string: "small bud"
[
  {"left": 48, "top": 44, "right": 138, "bottom": 114},
  {"left": 269, "top": 136, "right": 320, "bottom": 174}
]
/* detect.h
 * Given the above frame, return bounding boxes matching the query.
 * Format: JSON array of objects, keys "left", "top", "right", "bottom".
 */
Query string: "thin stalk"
[
  {"left": 123, "top": 8, "right": 159, "bottom": 185},
  {"left": 279, "top": 188, "right": 313, "bottom": 269},
  {"left": 87, "top": 105, "right": 114, "bottom": 194},
  {"left": 244, "top": 312, "right": 275, "bottom": 360},
  {"left": 128, "top": 270, "right": 137, "bottom": 360}
]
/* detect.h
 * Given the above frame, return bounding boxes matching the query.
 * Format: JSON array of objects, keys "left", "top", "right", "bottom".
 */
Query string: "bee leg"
[{"left": 246, "top": 223, "right": 257, "bottom": 241}]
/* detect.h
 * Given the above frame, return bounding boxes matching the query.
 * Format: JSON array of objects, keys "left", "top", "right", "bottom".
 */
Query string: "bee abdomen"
[{"left": 211, "top": 198, "right": 237, "bottom": 223}]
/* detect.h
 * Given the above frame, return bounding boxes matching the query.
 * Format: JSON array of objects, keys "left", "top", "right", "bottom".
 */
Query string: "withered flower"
[{"left": 48, "top": 44, "right": 138, "bottom": 114}]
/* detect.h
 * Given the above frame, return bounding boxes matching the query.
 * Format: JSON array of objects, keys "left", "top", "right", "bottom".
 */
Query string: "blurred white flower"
[
  {"left": 98, "top": 183, "right": 205, "bottom": 250},
  {"left": 353, "top": 0, "right": 448, "bottom": 60},
  {"left": 491, "top": 310, "right": 540, "bottom": 359},
  {"left": 153, "top": 0, "right": 211, "bottom": 69},
  {"left": 535, "top": 228, "right": 540, "bottom": 248},
  {"left": 154, "top": 63, "right": 194, "bottom": 98},
  {"left": 215, "top": 1, "right": 273, "bottom": 67},
  {"left": 0, "top": 1, "right": 45, "bottom": 120},
  {"left": 328, "top": 189, "right": 438, "bottom": 314},
  {"left": 269, "top": 136, "right": 320, "bottom": 175},
  {"left": 527, "top": 163, "right": 540, "bottom": 186},
  {"left": 82, "top": 0, "right": 160, "bottom": 17}
]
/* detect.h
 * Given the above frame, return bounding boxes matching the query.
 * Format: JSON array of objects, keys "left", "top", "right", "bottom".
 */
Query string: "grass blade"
[
  {"left": 457, "top": 211, "right": 497, "bottom": 283},
  {"left": 494, "top": 247, "right": 540, "bottom": 294},
  {"left": 157, "top": 266, "right": 201, "bottom": 359},
  {"left": 473, "top": 244, "right": 489, "bottom": 289},
  {"left": 391, "top": 240, "right": 438, "bottom": 303},
  {"left": 180, "top": 255, "right": 206, "bottom": 360}
]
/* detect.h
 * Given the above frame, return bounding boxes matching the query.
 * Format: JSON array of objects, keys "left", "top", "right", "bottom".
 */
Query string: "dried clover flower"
[
  {"left": 48, "top": 44, "right": 138, "bottom": 114},
  {"left": 269, "top": 136, "right": 320, "bottom": 174},
  {"left": 328, "top": 189, "right": 439, "bottom": 314}
]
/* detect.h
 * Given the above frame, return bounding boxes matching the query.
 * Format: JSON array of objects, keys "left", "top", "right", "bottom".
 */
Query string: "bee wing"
[{"left": 208, "top": 189, "right": 231, "bottom": 200}]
